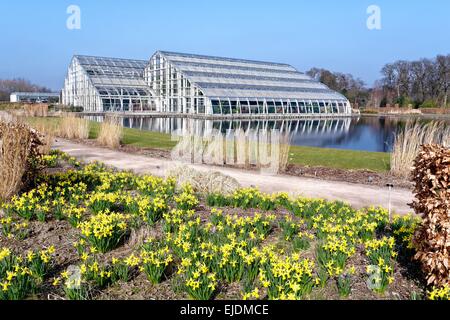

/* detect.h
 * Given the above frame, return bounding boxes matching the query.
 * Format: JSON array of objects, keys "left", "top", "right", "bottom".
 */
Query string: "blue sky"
[{"left": 0, "top": 0, "right": 449, "bottom": 90}]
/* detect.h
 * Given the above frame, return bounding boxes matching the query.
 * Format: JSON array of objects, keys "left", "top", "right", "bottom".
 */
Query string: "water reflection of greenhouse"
[
  {"left": 86, "top": 116, "right": 353, "bottom": 172},
  {"left": 87, "top": 116, "right": 352, "bottom": 140}
]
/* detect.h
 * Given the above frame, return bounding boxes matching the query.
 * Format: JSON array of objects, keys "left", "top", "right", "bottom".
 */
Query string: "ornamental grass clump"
[
  {"left": 390, "top": 122, "right": 450, "bottom": 178},
  {"left": 411, "top": 144, "right": 450, "bottom": 288},
  {"left": 78, "top": 211, "right": 129, "bottom": 253},
  {"left": 58, "top": 114, "right": 89, "bottom": 140},
  {"left": 0, "top": 120, "right": 43, "bottom": 201},
  {"left": 96, "top": 116, "right": 123, "bottom": 149}
]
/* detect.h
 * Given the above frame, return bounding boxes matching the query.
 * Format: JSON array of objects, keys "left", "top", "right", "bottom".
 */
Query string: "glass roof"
[
  {"left": 74, "top": 55, "right": 151, "bottom": 95},
  {"left": 75, "top": 55, "right": 147, "bottom": 80},
  {"left": 157, "top": 51, "right": 347, "bottom": 101},
  {"left": 158, "top": 51, "right": 294, "bottom": 69},
  {"left": 183, "top": 71, "right": 317, "bottom": 84},
  {"left": 76, "top": 55, "right": 148, "bottom": 69}
]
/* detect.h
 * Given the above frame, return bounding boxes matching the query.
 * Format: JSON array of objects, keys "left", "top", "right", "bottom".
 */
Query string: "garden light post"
[{"left": 386, "top": 183, "right": 394, "bottom": 224}]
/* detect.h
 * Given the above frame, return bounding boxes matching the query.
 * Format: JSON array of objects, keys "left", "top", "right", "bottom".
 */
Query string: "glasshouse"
[
  {"left": 62, "top": 51, "right": 352, "bottom": 116},
  {"left": 62, "top": 55, "right": 155, "bottom": 112}
]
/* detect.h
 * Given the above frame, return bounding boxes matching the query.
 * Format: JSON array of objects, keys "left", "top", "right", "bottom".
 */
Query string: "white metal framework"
[
  {"left": 145, "top": 51, "right": 351, "bottom": 115},
  {"left": 62, "top": 55, "right": 155, "bottom": 112},
  {"left": 62, "top": 51, "right": 352, "bottom": 115}
]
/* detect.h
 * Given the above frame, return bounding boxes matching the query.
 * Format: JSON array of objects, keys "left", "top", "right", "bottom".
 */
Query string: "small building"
[
  {"left": 62, "top": 51, "right": 351, "bottom": 116},
  {"left": 10, "top": 92, "right": 60, "bottom": 103}
]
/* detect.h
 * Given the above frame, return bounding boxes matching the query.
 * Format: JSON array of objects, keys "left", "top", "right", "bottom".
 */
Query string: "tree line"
[
  {"left": 307, "top": 54, "right": 450, "bottom": 109},
  {"left": 0, "top": 78, "right": 52, "bottom": 101}
]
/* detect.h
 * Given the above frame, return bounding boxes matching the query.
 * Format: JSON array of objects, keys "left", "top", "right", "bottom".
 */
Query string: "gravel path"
[{"left": 53, "top": 139, "right": 414, "bottom": 214}]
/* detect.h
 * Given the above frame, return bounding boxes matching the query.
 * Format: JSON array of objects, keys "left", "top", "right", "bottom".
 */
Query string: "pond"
[{"left": 86, "top": 115, "right": 450, "bottom": 153}]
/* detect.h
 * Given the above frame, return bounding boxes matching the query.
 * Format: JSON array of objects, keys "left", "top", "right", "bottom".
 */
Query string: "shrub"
[
  {"left": 412, "top": 144, "right": 450, "bottom": 287},
  {"left": 419, "top": 100, "right": 438, "bottom": 109}
]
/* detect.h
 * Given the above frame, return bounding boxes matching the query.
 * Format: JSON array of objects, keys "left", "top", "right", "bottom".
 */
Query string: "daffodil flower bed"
[
  {"left": 78, "top": 211, "right": 129, "bottom": 253},
  {"left": 364, "top": 237, "right": 397, "bottom": 293},
  {"left": 33, "top": 154, "right": 59, "bottom": 168},
  {"left": 428, "top": 285, "right": 450, "bottom": 300},
  {"left": 54, "top": 268, "right": 90, "bottom": 300},
  {"left": 85, "top": 192, "right": 120, "bottom": 214},
  {"left": 279, "top": 215, "right": 301, "bottom": 241},
  {"left": 138, "top": 196, "right": 168, "bottom": 225},
  {"left": 391, "top": 214, "right": 421, "bottom": 250},
  {"left": 137, "top": 175, "right": 176, "bottom": 198},
  {"left": 0, "top": 150, "right": 435, "bottom": 300},
  {"left": 293, "top": 231, "right": 314, "bottom": 251},
  {"left": 0, "top": 216, "right": 29, "bottom": 239},
  {"left": 4, "top": 187, "right": 50, "bottom": 221},
  {"left": 139, "top": 239, "right": 173, "bottom": 284},
  {"left": 0, "top": 247, "right": 55, "bottom": 300},
  {"left": 259, "top": 252, "right": 315, "bottom": 300},
  {"left": 178, "top": 259, "right": 218, "bottom": 300},
  {"left": 174, "top": 185, "right": 199, "bottom": 211}
]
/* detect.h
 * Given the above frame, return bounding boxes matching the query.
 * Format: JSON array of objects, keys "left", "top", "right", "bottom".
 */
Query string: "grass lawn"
[
  {"left": 25, "top": 116, "right": 177, "bottom": 150},
  {"left": 24, "top": 116, "right": 390, "bottom": 172},
  {"left": 88, "top": 121, "right": 177, "bottom": 150},
  {"left": 289, "top": 145, "right": 390, "bottom": 172}
]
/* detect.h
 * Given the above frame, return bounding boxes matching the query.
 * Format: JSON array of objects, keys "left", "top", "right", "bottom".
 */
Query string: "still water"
[{"left": 87, "top": 116, "right": 450, "bottom": 153}]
